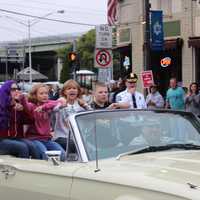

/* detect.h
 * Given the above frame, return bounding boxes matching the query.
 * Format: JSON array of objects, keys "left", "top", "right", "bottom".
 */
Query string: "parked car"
[{"left": 1, "top": 109, "right": 200, "bottom": 199}]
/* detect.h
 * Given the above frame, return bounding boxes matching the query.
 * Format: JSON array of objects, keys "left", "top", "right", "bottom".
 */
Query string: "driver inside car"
[{"left": 129, "top": 120, "right": 172, "bottom": 147}]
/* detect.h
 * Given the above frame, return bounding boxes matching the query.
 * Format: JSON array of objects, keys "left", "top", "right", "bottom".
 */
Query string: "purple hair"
[{"left": 0, "top": 80, "right": 15, "bottom": 130}]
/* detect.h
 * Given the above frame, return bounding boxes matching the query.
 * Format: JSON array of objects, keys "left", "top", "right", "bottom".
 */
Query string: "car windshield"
[{"left": 76, "top": 110, "right": 200, "bottom": 161}]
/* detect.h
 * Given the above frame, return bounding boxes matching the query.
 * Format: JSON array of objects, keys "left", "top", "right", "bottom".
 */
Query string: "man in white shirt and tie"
[{"left": 116, "top": 73, "right": 147, "bottom": 109}]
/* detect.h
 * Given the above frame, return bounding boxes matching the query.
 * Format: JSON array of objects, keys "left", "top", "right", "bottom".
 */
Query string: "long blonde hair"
[
  {"left": 61, "top": 79, "right": 81, "bottom": 99},
  {"left": 28, "top": 83, "right": 49, "bottom": 104}
]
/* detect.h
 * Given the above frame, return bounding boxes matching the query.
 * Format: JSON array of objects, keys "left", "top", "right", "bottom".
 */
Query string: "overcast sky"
[{"left": 0, "top": 0, "right": 107, "bottom": 42}]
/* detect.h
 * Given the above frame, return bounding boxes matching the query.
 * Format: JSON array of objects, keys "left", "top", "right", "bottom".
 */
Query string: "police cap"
[{"left": 126, "top": 73, "right": 138, "bottom": 83}]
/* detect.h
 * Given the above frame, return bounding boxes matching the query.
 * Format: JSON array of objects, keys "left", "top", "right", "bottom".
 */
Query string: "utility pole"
[
  {"left": 143, "top": 0, "right": 151, "bottom": 71},
  {"left": 73, "top": 40, "right": 77, "bottom": 80},
  {"left": 5, "top": 47, "right": 8, "bottom": 80},
  {"left": 28, "top": 20, "right": 32, "bottom": 84}
]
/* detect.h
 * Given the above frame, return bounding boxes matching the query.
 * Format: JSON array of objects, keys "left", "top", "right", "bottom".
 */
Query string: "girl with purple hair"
[
  {"left": 0, "top": 80, "right": 31, "bottom": 158},
  {"left": 0, "top": 80, "right": 42, "bottom": 159}
]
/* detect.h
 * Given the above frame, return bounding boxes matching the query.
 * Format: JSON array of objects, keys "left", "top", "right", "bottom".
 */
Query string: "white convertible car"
[{"left": 1, "top": 109, "right": 200, "bottom": 200}]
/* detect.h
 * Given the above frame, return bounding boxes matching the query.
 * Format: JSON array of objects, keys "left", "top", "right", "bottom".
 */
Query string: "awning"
[
  {"left": 164, "top": 38, "right": 183, "bottom": 50},
  {"left": 188, "top": 37, "right": 200, "bottom": 48},
  {"left": 17, "top": 67, "right": 48, "bottom": 80},
  {"left": 113, "top": 39, "right": 183, "bottom": 51}
]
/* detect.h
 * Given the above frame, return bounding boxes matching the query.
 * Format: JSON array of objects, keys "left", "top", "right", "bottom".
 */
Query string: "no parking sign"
[{"left": 95, "top": 49, "right": 113, "bottom": 68}]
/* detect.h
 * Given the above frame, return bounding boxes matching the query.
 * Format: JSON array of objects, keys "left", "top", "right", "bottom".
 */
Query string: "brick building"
[{"left": 116, "top": 0, "right": 200, "bottom": 95}]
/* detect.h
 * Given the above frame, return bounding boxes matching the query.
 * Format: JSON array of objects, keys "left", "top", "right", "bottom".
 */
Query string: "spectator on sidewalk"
[
  {"left": 111, "top": 79, "right": 126, "bottom": 103},
  {"left": 116, "top": 73, "right": 146, "bottom": 109},
  {"left": 146, "top": 84, "right": 164, "bottom": 109},
  {"left": 185, "top": 82, "right": 200, "bottom": 117},
  {"left": 165, "top": 78, "right": 185, "bottom": 110},
  {"left": 82, "top": 86, "right": 93, "bottom": 105}
]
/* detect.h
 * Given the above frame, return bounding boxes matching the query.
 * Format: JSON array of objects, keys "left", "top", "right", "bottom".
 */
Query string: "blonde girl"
[
  {"left": 53, "top": 79, "right": 90, "bottom": 150},
  {"left": 20, "top": 83, "right": 65, "bottom": 160}
]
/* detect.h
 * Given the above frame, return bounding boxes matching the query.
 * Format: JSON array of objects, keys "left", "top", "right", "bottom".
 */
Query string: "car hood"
[{"left": 75, "top": 150, "right": 200, "bottom": 199}]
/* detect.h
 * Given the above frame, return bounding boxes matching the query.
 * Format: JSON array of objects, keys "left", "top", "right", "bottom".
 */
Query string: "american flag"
[{"left": 107, "top": 0, "right": 118, "bottom": 26}]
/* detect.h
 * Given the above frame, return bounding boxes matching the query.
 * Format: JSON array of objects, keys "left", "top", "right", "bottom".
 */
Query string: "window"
[
  {"left": 160, "top": 0, "right": 172, "bottom": 16},
  {"left": 172, "top": 0, "right": 182, "bottom": 13},
  {"left": 150, "top": 0, "right": 159, "bottom": 10},
  {"left": 151, "top": 0, "right": 180, "bottom": 14},
  {"left": 117, "top": 27, "right": 131, "bottom": 44},
  {"left": 197, "top": 0, "right": 200, "bottom": 9}
]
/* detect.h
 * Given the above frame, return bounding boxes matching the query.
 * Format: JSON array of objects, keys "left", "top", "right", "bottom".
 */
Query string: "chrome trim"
[{"left": 68, "top": 115, "right": 89, "bottom": 162}]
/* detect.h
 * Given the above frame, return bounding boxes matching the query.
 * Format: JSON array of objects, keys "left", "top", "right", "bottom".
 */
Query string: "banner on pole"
[{"left": 151, "top": 10, "right": 164, "bottom": 51}]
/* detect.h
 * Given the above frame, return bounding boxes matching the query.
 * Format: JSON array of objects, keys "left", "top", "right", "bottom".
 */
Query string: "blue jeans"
[
  {"left": 20, "top": 139, "right": 41, "bottom": 159},
  {"left": 0, "top": 139, "right": 29, "bottom": 158},
  {"left": 32, "top": 140, "right": 65, "bottom": 161}
]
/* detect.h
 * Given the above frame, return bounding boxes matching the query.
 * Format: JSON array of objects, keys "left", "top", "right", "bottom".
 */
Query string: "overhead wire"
[
  {"left": 0, "top": 2, "right": 105, "bottom": 16},
  {"left": 0, "top": 14, "right": 73, "bottom": 36},
  {"left": 0, "top": 8, "right": 97, "bottom": 27},
  {"left": 18, "top": 0, "right": 105, "bottom": 14},
  {"left": 0, "top": 16, "right": 56, "bottom": 36}
]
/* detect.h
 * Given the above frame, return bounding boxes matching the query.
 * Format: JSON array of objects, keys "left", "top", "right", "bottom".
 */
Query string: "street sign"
[
  {"left": 95, "top": 49, "right": 113, "bottom": 68},
  {"left": 98, "top": 68, "right": 113, "bottom": 83},
  {"left": 141, "top": 70, "right": 154, "bottom": 88},
  {"left": 96, "top": 24, "right": 112, "bottom": 49}
]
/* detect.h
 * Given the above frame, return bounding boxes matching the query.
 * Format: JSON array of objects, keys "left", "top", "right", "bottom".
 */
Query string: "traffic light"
[{"left": 68, "top": 52, "right": 77, "bottom": 62}]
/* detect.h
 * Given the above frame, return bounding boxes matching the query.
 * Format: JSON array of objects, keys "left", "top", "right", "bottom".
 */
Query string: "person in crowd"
[
  {"left": 112, "top": 79, "right": 126, "bottom": 103},
  {"left": 0, "top": 80, "right": 31, "bottom": 158},
  {"left": 19, "top": 83, "right": 65, "bottom": 160},
  {"left": 129, "top": 120, "right": 165, "bottom": 146},
  {"left": 90, "top": 82, "right": 127, "bottom": 110},
  {"left": 146, "top": 84, "right": 164, "bottom": 109},
  {"left": 165, "top": 78, "right": 185, "bottom": 110},
  {"left": 108, "top": 80, "right": 118, "bottom": 103},
  {"left": 48, "top": 84, "right": 60, "bottom": 100},
  {"left": 116, "top": 73, "right": 147, "bottom": 109},
  {"left": 53, "top": 80, "right": 90, "bottom": 151},
  {"left": 82, "top": 86, "right": 93, "bottom": 105},
  {"left": 185, "top": 82, "right": 200, "bottom": 116}
]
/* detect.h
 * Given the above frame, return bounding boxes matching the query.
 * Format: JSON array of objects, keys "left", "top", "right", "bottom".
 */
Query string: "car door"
[{"left": 0, "top": 158, "right": 83, "bottom": 200}]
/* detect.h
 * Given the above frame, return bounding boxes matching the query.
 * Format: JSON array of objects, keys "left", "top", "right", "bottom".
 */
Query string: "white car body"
[{"left": 0, "top": 110, "right": 200, "bottom": 200}]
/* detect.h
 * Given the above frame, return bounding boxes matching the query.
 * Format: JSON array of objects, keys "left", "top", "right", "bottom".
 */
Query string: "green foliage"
[
  {"left": 77, "top": 29, "right": 95, "bottom": 69},
  {"left": 57, "top": 29, "right": 96, "bottom": 82},
  {"left": 57, "top": 44, "right": 73, "bottom": 83}
]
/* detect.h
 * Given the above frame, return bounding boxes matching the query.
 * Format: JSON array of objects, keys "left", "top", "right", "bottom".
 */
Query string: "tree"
[
  {"left": 57, "top": 43, "right": 73, "bottom": 83},
  {"left": 77, "top": 29, "right": 95, "bottom": 70},
  {"left": 58, "top": 29, "right": 96, "bottom": 83}
]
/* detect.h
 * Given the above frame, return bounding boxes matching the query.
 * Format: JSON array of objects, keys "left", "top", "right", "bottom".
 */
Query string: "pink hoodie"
[{"left": 20, "top": 96, "right": 60, "bottom": 140}]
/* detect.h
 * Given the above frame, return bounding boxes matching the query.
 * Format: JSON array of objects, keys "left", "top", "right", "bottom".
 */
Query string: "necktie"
[{"left": 132, "top": 93, "right": 137, "bottom": 108}]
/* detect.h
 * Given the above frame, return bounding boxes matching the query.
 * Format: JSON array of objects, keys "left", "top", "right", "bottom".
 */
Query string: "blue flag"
[{"left": 151, "top": 10, "right": 164, "bottom": 51}]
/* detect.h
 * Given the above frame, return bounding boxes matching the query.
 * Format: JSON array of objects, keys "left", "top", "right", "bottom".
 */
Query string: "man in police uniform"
[{"left": 116, "top": 73, "right": 146, "bottom": 109}]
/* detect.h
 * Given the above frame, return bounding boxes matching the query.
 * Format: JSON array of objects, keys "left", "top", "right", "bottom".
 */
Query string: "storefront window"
[{"left": 117, "top": 28, "right": 131, "bottom": 44}]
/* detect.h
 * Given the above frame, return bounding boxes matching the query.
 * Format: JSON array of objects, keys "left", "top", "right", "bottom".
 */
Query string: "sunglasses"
[
  {"left": 127, "top": 81, "right": 136, "bottom": 84},
  {"left": 10, "top": 87, "right": 20, "bottom": 91}
]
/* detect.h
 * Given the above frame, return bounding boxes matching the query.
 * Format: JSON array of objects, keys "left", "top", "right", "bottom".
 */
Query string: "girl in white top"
[{"left": 53, "top": 80, "right": 90, "bottom": 150}]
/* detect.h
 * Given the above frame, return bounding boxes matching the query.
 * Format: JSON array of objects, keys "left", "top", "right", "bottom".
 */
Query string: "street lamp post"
[
  {"left": 27, "top": 10, "right": 64, "bottom": 84},
  {"left": 28, "top": 20, "right": 32, "bottom": 83},
  {"left": 143, "top": 0, "right": 151, "bottom": 71}
]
